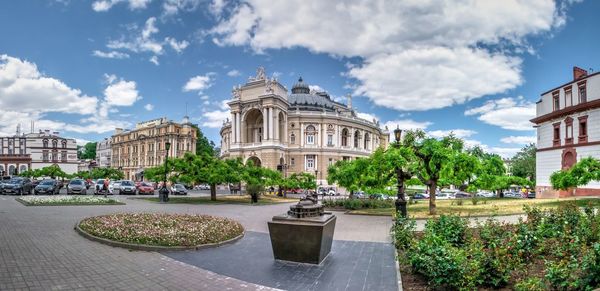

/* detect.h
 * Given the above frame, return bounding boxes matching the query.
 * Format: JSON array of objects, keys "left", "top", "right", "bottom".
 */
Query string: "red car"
[{"left": 137, "top": 182, "right": 155, "bottom": 195}]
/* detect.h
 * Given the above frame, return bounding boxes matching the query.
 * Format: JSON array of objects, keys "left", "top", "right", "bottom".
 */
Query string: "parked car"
[
  {"left": 112, "top": 180, "right": 122, "bottom": 192},
  {"left": 527, "top": 191, "right": 536, "bottom": 199},
  {"left": 413, "top": 193, "right": 429, "bottom": 199},
  {"left": 503, "top": 191, "right": 522, "bottom": 198},
  {"left": 119, "top": 180, "right": 137, "bottom": 195},
  {"left": 2, "top": 177, "right": 33, "bottom": 195},
  {"left": 137, "top": 182, "right": 155, "bottom": 195},
  {"left": 454, "top": 191, "right": 472, "bottom": 198},
  {"left": 35, "top": 179, "right": 60, "bottom": 195},
  {"left": 476, "top": 191, "right": 495, "bottom": 198},
  {"left": 194, "top": 184, "right": 210, "bottom": 190},
  {"left": 171, "top": 184, "right": 188, "bottom": 195},
  {"left": 353, "top": 191, "right": 366, "bottom": 199},
  {"left": 435, "top": 192, "right": 452, "bottom": 200},
  {"left": 67, "top": 179, "right": 86, "bottom": 195},
  {"left": 95, "top": 179, "right": 114, "bottom": 195}
]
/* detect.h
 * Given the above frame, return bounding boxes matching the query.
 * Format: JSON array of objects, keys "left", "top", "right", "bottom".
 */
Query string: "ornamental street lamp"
[
  {"left": 159, "top": 142, "right": 171, "bottom": 203},
  {"left": 394, "top": 126, "right": 410, "bottom": 218}
]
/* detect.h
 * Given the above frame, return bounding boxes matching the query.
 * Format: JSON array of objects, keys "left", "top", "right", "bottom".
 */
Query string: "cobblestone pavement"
[{"left": 0, "top": 195, "right": 395, "bottom": 290}]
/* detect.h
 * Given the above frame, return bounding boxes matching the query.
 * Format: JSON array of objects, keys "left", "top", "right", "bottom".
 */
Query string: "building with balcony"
[
  {"left": 110, "top": 117, "right": 197, "bottom": 180},
  {"left": 220, "top": 67, "right": 390, "bottom": 185},
  {"left": 0, "top": 135, "right": 31, "bottom": 176},
  {"left": 96, "top": 138, "right": 112, "bottom": 168},
  {"left": 531, "top": 66, "right": 600, "bottom": 197}
]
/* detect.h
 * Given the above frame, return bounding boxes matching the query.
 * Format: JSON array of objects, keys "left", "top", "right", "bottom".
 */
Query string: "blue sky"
[{"left": 0, "top": 0, "right": 597, "bottom": 158}]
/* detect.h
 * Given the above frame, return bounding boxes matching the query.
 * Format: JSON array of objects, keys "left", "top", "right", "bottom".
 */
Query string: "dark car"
[
  {"left": 35, "top": 180, "right": 60, "bottom": 195},
  {"left": 3, "top": 177, "right": 33, "bottom": 195},
  {"left": 527, "top": 191, "right": 536, "bottom": 199},
  {"left": 171, "top": 184, "right": 188, "bottom": 195},
  {"left": 413, "top": 193, "right": 430, "bottom": 199},
  {"left": 454, "top": 191, "right": 472, "bottom": 198},
  {"left": 119, "top": 180, "right": 137, "bottom": 195},
  {"left": 67, "top": 179, "right": 86, "bottom": 195}
]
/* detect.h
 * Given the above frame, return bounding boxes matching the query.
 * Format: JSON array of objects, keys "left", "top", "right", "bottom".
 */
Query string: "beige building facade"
[
  {"left": 111, "top": 117, "right": 197, "bottom": 180},
  {"left": 220, "top": 68, "right": 389, "bottom": 185}
]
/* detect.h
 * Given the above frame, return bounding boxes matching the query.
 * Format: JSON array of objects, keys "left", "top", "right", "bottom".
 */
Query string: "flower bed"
[
  {"left": 78, "top": 213, "right": 244, "bottom": 248},
  {"left": 17, "top": 195, "right": 123, "bottom": 206},
  {"left": 394, "top": 202, "right": 600, "bottom": 290}
]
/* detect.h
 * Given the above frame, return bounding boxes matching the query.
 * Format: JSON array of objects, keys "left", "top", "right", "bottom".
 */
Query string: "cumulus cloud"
[
  {"left": 381, "top": 119, "right": 432, "bottom": 132},
  {"left": 465, "top": 97, "right": 535, "bottom": 131},
  {"left": 105, "top": 17, "right": 189, "bottom": 56},
  {"left": 210, "top": 0, "right": 578, "bottom": 111},
  {"left": 202, "top": 109, "right": 229, "bottom": 128},
  {"left": 99, "top": 74, "right": 142, "bottom": 117},
  {"left": 144, "top": 103, "right": 154, "bottom": 111},
  {"left": 0, "top": 55, "right": 133, "bottom": 136},
  {"left": 356, "top": 112, "right": 378, "bottom": 122},
  {"left": 149, "top": 55, "right": 159, "bottom": 65},
  {"left": 183, "top": 73, "right": 215, "bottom": 94},
  {"left": 227, "top": 69, "right": 241, "bottom": 77},
  {"left": 428, "top": 129, "right": 477, "bottom": 139},
  {"left": 92, "top": 0, "right": 152, "bottom": 12},
  {"left": 92, "top": 50, "right": 130, "bottom": 59},
  {"left": 500, "top": 135, "right": 536, "bottom": 144},
  {"left": 162, "top": 0, "right": 202, "bottom": 16}
]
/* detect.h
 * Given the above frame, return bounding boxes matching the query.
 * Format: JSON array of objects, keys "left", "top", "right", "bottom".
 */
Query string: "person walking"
[{"left": 103, "top": 178, "right": 110, "bottom": 198}]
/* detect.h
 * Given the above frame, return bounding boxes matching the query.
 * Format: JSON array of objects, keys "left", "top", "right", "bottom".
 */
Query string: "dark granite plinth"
[{"left": 267, "top": 213, "right": 336, "bottom": 264}]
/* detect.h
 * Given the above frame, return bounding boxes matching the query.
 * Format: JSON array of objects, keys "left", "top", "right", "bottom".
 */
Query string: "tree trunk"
[
  {"left": 210, "top": 183, "right": 217, "bottom": 201},
  {"left": 349, "top": 189, "right": 354, "bottom": 199},
  {"left": 498, "top": 189, "right": 504, "bottom": 198},
  {"left": 428, "top": 180, "right": 437, "bottom": 215}
]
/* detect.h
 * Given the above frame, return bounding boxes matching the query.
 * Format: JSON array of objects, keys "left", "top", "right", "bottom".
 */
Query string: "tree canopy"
[
  {"left": 79, "top": 142, "right": 97, "bottom": 160},
  {"left": 510, "top": 143, "right": 536, "bottom": 183},
  {"left": 192, "top": 125, "right": 217, "bottom": 157},
  {"left": 550, "top": 157, "right": 600, "bottom": 190}
]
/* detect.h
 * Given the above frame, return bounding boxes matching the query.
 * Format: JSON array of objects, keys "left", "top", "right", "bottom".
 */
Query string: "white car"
[
  {"left": 112, "top": 180, "right": 122, "bottom": 191},
  {"left": 435, "top": 192, "right": 452, "bottom": 200},
  {"left": 476, "top": 191, "right": 495, "bottom": 198}
]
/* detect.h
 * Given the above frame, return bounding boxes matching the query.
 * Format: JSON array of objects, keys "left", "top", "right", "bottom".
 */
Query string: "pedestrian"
[{"left": 103, "top": 178, "right": 109, "bottom": 197}]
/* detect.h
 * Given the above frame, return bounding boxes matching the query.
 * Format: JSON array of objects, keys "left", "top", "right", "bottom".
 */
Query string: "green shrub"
[
  {"left": 392, "top": 217, "right": 416, "bottom": 250},
  {"left": 343, "top": 199, "right": 363, "bottom": 210},
  {"left": 514, "top": 278, "right": 545, "bottom": 291},
  {"left": 470, "top": 197, "right": 479, "bottom": 205},
  {"left": 425, "top": 215, "right": 468, "bottom": 247},
  {"left": 409, "top": 233, "right": 480, "bottom": 290}
]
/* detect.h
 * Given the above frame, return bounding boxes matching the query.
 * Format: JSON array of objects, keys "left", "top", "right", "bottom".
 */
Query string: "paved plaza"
[{"left": 0, "top": 195, "right": 396, "bottom": 290}]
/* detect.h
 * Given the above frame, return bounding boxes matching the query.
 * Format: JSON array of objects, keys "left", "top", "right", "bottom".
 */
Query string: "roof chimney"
[{"left": 573, "top": 66, "right": 588, "bottom": 80}]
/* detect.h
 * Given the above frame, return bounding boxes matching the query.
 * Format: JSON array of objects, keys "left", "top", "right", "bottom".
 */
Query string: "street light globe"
[
  {"left": 394, "top": 126, "right": 402, "bottom": 143},
  {"left": 165, "top": 142, "right": 171, "bottom": 151}
]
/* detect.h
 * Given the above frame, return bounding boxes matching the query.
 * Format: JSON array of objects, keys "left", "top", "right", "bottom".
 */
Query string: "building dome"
[{"left": 291, "top": 77, "right": 310, "bottom": 94}]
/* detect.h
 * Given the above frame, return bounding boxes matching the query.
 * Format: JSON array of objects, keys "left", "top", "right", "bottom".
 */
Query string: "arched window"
[
  {"left": 305, "top": 125, "right": 316, "bottom": 145},
  {"left": 43, "top": 139, "right": 48, "bottom": 148},
  {"left": 364, "top": 133, "right": 370, "bottom": 150},
  {"left": 19, "top": 165, "right": 27, "bottom": 173},
  {"left": 354, "top": 130, "right": 360, "bottom": 148},
  {"left": 52, "top": 139, "right": 58, "bottom": 148},
  {"left": 290, "top": 133, "right": 296, "bottom": 144},
  {"left": 341, "top": 128, "right": 349, "bottom": 146},
  {"left": 62, "top": 140, "right": 67, "bottom": 148}
]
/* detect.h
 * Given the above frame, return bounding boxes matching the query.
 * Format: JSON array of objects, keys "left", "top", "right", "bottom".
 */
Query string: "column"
[
  {"left": 300, "top": 123, "right": 304, "bottom": 147},
  {"left": 274, "top": 108, "right": 279, "bottom": 141},
  {"left": 283, "top": 115, "right": 288, "bottom": 143},
  {"left": 236, "top": 113, "right": 241, "bottom": 143},
  {"left": 268, "top": 107, "right": 274, "bottom": 141},
  {"left": 262, "top": 108, "right": 268, "bottom": 140},
  {"left": 231, "top": 113, "right": 236, "bottom": 143}
]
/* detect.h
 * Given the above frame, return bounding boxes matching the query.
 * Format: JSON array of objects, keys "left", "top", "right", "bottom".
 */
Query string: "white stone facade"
[
  {"left": 532, "top": 67, "right": 600, "bottom": 197},
  {"left": 96, "top": 138, "right": 112, "bottom": 168},
  {"left": 220, "top": 68, "right": 389, "bottom": 185}
]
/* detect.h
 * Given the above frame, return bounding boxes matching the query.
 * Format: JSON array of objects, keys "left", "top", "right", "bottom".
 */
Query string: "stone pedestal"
[{"left": 268, "top": 213, "right": 336, "bottom": 264}]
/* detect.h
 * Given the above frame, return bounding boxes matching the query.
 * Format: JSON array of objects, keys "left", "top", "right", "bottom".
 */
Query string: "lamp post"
[
  {"left": 159, "top": 142, "right": 171, "bottom": 203},
  {"left": 394, "top": 126, "right": 409, "bottom": 218}
]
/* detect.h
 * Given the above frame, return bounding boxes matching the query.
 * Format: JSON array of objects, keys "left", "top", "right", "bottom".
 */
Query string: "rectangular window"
[
  {"left": 579, "top": 116, "right": 588, "bottom": 143},
  {"left": 328, "top": 158, "right": 334, "bottom": 166},
  {"left": 306, "top": 155, "right": 315, "bottom": 169},
  {"left": 291, "top": 158, "right": 295, "bottom": 166},
  {"left": 553, "top": 123, "right": 561, "bottom": 147},
  {"left": 290, "top": 134, "right": 296, "bottom": 144},
  {"left": 327, "top": 134, "right": 333, "bottom": 146},
  {"left": 306, "top": 134, "right": 315, "bottom": 145},
  {"left": 553, "top": 92, "right": 560, "bottom": 111},
  {"left": 565, "top": 88, "right": 572, "bottom": 107},
  {"left": 579, "top": 84, "right": 587, "bottom": 103}
]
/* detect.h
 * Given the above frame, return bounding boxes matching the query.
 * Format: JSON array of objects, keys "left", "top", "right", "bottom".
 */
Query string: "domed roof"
[{"left": 291, "top": 77, "right": 310, "bottom": 94}]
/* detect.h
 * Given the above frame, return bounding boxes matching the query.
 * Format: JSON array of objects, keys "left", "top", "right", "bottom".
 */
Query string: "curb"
[
  {"left": 395, "top": 250, "right": 403, "bottom": 291},
  {"left": 75, "top": 223, "right": 245, "bottom": 252}
]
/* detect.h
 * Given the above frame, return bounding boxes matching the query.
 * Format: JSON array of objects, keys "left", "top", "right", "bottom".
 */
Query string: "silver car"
[{"left": 67, "top": 179, "right": 86, "bottom": 195}]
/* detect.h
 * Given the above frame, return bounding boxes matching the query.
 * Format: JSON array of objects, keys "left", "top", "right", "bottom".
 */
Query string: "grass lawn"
[
  {"left": 140, "top": 194, "right": 297, "bottom": 205},
  {"left": 349, "top": 197, "right": 600, "bottom": 218}
]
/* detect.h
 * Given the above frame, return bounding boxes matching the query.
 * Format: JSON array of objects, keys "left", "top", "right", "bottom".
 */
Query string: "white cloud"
[
  {"left": 227, "top": 69, "right": 241, "bottom": 77},
  {"left": 73, "top": 138, "right": 92, "bottom": 146},
  {"left": 92, "top": 0, "right": 151, "bottom": 12},
  {"left": 92, "top": 50, "right": 130, "bottom": 59},
  {"left": 149, "top": 55, "right": 159, "bottom": 65},
  {"left": 428, "top": 129, "right": 477, "bottom": 139},
  {"left": 356, "top": 112, "right": 377, "bottom": 122},
  {"left": 209, "top": 0, "right": 227, "bottom": 17},
  {"left": 183, "top": 73, "right": 214, "bottom": 94},
  {"left": 165, "top": 37, "right": 189, "bottom": 53},
  {"left": 210, "top": 0, "right": 577, "bottom": 111},
  {"left": 0, "top": 55, "right": 133, "bottom": 136},
  {"left": 465, "top": 97, "right": 535, "bottom": 131},
  {"left": 144, "top": 103, "right": 154, "bottom": 111},
  {"left": 500, "top": 135, "right": 536, "bottom": 144},
  {"left": 99, "top": 74, "right": 141, "bottom": 117},
  {"left": 162, "top": 0, "right": 202, "bottom": 16},
  {"left": 202, "top": 110, "right": 229, "bottom": 128},
  {"left": 462, "top": 138, "right": 520, "bottom": 159},
  {"left": 381, "top": 119, "right": 432, "bottom": 132}
]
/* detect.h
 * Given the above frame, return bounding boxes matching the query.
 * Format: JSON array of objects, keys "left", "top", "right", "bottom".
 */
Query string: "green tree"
[
  {"left": 406, "top": 130, "right": 464, "bottom": 215},
  {"left": 89, "top": 167, "right": 124, "bottom": 180},
  {"left": 37, "top": 165, "right": 67, "bottom": 179},
  {"left": 510, "top": 143, "right": 536, "bottom": 183},
  {"left": 288, "top": 172, "right": 317, "bottom": 193},
  {"left": 550, "top": 157, "right": 600, "bottom": 190},
  {"left": 192, "top": 125, "right": 217, "bottom": 157},
  {"left": 80, "top": 142, "right": 97, "bottom": 160}
]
